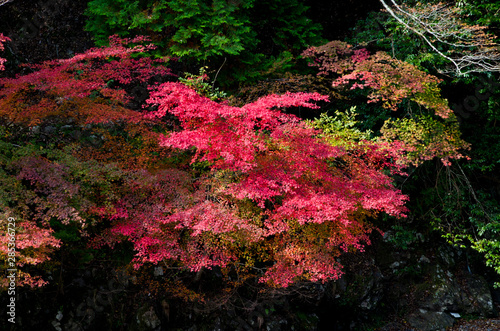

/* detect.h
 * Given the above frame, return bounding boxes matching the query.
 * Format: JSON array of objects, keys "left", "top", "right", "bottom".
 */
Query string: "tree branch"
[
  {"left": 379, "top": 0, "right": 500, "bottom": 75},
  {"left": 0, "top": 0, "right": 13, "bottom": 7}
]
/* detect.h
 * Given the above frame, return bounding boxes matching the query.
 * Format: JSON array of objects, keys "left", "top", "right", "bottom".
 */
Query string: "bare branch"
[
  {"left": 0, "top": 0, "right": 13, "bottom": 7},
  {"left": 379, "top": 0, "right": 500, "bottom": 75}
]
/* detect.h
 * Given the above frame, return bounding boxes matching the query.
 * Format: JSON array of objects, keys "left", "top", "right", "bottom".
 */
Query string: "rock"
[
  {"left": 31, "top": 126, "right": 40, "bottom": 134},
  {"left": 383, "top": 230, "right": 393, "bottom": 241},
  {"left": 407, "top": 309, "right": 455, "bottom": 331},
  {"left": 411, "top": 263, "right": 494, "bottom": 331},
  {"left": 333, "top": 257, "right": 384, "bottom": 311},
  {"left": 416, "top": 233, "right": 425, "bottom": 243},
  {"left": 153, "top": 266, "right": 163, "bottom": 276},
  {"left": 420, "top": 255, "right": 431, "bottom": 264},
  {"left": 358, "top": 269, "right": 384, "bottom": 310},
  {"left": 437, "top": 245, "right": 455, "bottom": 266},
  {"left": 379, "top": 321, "right": 410, "bottom": 330},
  {"left": 51, "top": 320, "right": 63, "bottom": 331},
  {"left": 459, "top": 274, "right": 494, "bottom": 316},
  {"left": 265, "top": 318, "right": 290, "bottom": 331},
  {"left": 389, "top": 261, "right": 401, "bottom": 269},
  {"left": 43, "top": 125, "right": 56, "bottom": 134},
  {"left": 134, "top": 305, "right": 161, "bottom": 331},
  {"left": 418, "top": 264, "right": 460, "bottom": 311}
]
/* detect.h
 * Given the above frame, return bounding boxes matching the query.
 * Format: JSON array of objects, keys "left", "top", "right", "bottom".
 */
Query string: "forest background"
[{"left": 0, "top": 0, "right": 500, "bottom": 329}]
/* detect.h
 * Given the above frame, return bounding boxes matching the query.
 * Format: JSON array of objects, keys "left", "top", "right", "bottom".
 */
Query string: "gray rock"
[
  {"left": 51, "top": 320, "right": 63, "bottom": 331},
  {"left": 333, "top": 258, "right": 384, "bottom": 311},
  {"left": 415, "top": 264, "right": 494, "bottom": 325},
  {"left": 419, "top": 267, "right": 460, "bottom": 311},
  {"left": 437, "top": 246, "right": 455, "bottom": 266},
  {"left": 419, "top": 255, "right": 431, "bottom": 264},
  {"left": 407, "top": 309, "right": 455, "bottom": 331},
  {"left": 43, "top": 125, "right": 56, "bottom": 134},
  {"left": 359, "top": 269, "right": 384, "bottom": 310},
  {"left": 153, "top": 266, "right": 163, "bottom": 277},
  {"left": 459, "top": 274, "right": 494, "bottom": 316},
  {"left": 389, "top": 261, "right": 401, "bottom": 269},
  {"left": 135, "top": 305, "right": 161, "bottom": 330}
]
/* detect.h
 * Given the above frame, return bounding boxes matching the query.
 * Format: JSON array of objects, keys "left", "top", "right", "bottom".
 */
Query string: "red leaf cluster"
[
  {"left": 140, "top": 82, "right": 408, "bottom": 286},
  {"left": 302, "top": 41, "right": 452, "bottom": 118},
  {"left": 0, "top": 32, "right": 9, "bottom": 71},
  {"left": 1, "top": 38, "right": 414, "bottom": 289},
  {"left": 0, "top": 35, "right": 173, "bottom": 126}
]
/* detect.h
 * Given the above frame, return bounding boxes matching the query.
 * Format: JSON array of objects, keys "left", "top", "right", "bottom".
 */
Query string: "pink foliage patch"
[
  {"left": 0, "top": 33, "right": 10, "bottom": 71},
  {"left": 141, "top": 83, "right": 409, "bottom": 286},
  {"left": 0, "top": 35, "right": 174, "bottom": 125},
  {"left": 302, "top": 41, "right": 453, "bottom": 118}
]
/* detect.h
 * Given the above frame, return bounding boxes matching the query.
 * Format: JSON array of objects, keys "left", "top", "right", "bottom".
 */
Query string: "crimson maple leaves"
[
  {"left": 137, "top": 81, "right": 408, "bottom": 286},
  {"left": 0, "top": 33, "right": 9, "bottom": 71},
  {"left": 0, "top": 36, "right": 467, "bottom": 289}
]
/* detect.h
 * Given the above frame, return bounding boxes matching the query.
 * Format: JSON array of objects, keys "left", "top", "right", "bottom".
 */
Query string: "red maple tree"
[
  {"left": 302, "top": 40, "right": 470, "bottom": 167},
  {"left": 128, "top": 81, "right": 410, "bottom": 286},
  {"left": 1, "top": 36, "right": 413, "bottom": 289}
]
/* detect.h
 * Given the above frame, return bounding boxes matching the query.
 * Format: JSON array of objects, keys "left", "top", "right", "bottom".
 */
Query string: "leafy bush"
[
  {"left": 302, "top": 40, "right": 470, "bottom": 166},
  {"left": 0, "top": 36, "right": 416, "bottom": 291},
  {"left": 84, "top": 0, "right": 324, "bottom": 84},
  {"left": 178, "top": 66, "right": 227, "bottom": 101},
  {"left": 428, "top": 167, "right": 500, "bottom": 287}
]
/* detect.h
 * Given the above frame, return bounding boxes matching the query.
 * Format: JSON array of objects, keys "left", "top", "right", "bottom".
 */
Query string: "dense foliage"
[
  {"left": 301, "top": 40, "right": 470, "bottom": 166},
  {"left": 0, "top": 36, "right": 418, "bottom": 289},
  {"left": 346, "top": 0, "right": 500, "bottom": 287},
  {"left": 84, "top": 0, "right": 324, "bottom": 84},
  {"left": 1, "top": 1, "right": 499, "bottom": 326}
]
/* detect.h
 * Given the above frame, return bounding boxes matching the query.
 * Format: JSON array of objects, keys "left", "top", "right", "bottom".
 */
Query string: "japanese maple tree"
[
  {"left": 122, "top": 81, "right": 410, "bottom": 287},
  {"left": 0, "top": 35, "right": 173, "bottom": 127},
  {"left": 0, "top": 36, "right": 175, "bottom": 287},
  {"left": 1, "top": 35, "right": 412, "bottom": 290},
  {"left": 302, "top": 40, "right": 470, "bottom": 166}
]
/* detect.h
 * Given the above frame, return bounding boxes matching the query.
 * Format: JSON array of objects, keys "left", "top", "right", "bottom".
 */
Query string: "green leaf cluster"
[
  {"left": 431, "top": 187, "right": 500, "bottom": 287},
  {"left": 457, "top": 0, "right": 500, "bottom": 31},
  {"left": 308, "top": 106, "right": 374, "bottom": 146},
  {"left": 85, "top": 0, "right": 254, "bottom": 59},
  {"left": 84, "top": 0, "right": 324, "bottom": 84},
  {"left": 178, "top": 66, "right": 227, "bottom": 101},
  {"left": 380, "top": 115, "right": 468, "bottom": 166}
]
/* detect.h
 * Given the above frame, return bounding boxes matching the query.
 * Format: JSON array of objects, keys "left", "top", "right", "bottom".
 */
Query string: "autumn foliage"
[
  {"left": 302, "top": 40, "right": 470, "bottom": 166},
  {"left": 0, "top": 35, "right": 173, "bottom": 127},
  {"left": 0, "top": 32, "right": 9, "bottom": 71},
  {"left": 0, "top": 35, "right": 471, "bottom": 292},
  {"left": 135, "top": 82, "right": 408, "bottom": 286},
  {"left": 0, "top": 36, "right": 175, "bottom": 287},
  {"left": 302, "top": 40, "right": 452, "bottom": 117}
]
